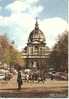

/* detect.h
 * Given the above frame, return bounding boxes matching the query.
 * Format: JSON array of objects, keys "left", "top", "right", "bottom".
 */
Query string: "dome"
[{"left": 28, "top": 20, "right": 46, "bottom": 44}]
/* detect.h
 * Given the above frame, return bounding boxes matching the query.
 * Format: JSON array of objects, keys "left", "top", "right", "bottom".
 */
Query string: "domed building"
[{"left": 22, "top": 20, "right": 50, "bottom": 73}]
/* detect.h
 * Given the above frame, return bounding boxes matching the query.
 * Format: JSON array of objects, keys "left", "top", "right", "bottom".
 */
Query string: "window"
[{"left": 34, "top": 46, "right": 38, "bottom": 55}]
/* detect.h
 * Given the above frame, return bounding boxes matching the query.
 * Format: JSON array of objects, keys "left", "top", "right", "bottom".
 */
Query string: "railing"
[{"left": 21, "top": 54, "right": 49, "bottom": 58}]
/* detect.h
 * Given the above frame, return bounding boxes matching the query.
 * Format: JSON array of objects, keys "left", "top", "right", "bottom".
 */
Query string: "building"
[{"left": 22, "top": 20, "right": 50, "bottom": 73}]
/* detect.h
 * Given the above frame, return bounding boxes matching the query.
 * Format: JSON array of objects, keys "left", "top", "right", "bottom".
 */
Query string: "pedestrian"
[
  {"left": 50, "top": 74, "right": 54, "bottom": 80},
  {"left": 17, "top": 71, "right": 23, "bottom": 90}
]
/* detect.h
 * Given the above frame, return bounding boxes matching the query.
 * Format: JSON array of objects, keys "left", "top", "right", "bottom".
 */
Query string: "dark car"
[{"left": 54, "top": 72, "right": 67, "bottom": 80}]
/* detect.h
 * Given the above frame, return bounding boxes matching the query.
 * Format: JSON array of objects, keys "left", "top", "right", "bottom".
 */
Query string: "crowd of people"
[{"left": 17, "top": 70, "right": 46, "bottom": 90}]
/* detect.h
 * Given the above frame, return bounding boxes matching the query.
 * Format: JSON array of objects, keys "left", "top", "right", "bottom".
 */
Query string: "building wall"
[
  {"left": 22, "top": 21, "right": 50, "bottom": 72},
  {"left": 26, "top": 58, "right": 48, "bottom": 71},
  {"left": 22, "top": 45, "right": 50, "bottom": 70}
]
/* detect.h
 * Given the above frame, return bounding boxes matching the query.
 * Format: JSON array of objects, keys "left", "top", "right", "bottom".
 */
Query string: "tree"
[
  {"left": 0, "top": 35, "right": 24, "bottom": 70},
  {"left": 48, "top": 30, "right": 68, "bottom": 72},
  {"left": 0, "top": 35, "right": 10, "bottom": 63}
]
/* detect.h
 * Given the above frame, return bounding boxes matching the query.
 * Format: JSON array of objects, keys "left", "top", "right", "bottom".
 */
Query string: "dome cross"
[{"left": 35, "top": 17, "right": 39, "bottom": 29}]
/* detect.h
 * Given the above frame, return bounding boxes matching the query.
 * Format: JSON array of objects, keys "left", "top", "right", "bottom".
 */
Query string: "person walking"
[{"left": 17, "top": 71, "right": 23, "bottom": 90}]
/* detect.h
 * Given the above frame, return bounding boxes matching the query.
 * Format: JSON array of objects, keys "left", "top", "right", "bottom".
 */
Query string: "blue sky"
[
  {"left": 0, "top": 0, "right": 68, "bottom": 50},
  {"left": 0, "top": 0, "right": 68, "bottom": 19}
]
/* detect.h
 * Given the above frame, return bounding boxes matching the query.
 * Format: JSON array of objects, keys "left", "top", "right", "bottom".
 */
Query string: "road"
[{"left": 0, "top": 75, "right": 68, "bottom": 98}]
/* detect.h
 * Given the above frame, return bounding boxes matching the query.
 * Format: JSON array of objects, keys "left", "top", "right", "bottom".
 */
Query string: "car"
[
  {"left": 21, "top": 73, "right": 26, "bottom": 80},
  {"left": 0, "top": 69, "right": 13, "bottom": 80},
  {"left": 54, "top": 72, "right": 67, "bottom": 80},
  {"left": 0, "top": 74, "right": 5, "bottom": 80},
  {"left": 5, "top": 72, "right": 13, "bottom": 80}
]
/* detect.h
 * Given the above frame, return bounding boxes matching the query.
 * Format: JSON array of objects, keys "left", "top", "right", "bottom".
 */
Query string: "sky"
[{"left": 0, "top": 0, "right": 68, "bottom": 51}]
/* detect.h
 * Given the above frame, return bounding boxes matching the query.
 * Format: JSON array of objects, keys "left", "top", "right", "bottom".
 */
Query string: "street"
[{"left": 0, "top": 75, "right": 68, "bottom": 98}]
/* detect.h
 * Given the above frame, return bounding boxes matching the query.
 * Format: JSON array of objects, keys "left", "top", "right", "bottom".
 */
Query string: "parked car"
[
  {"left": 21, "top": 73, "right": 26, "bottom": 80},
  {"left": 9, "top": 68, "right": 17, "bottom": 75},
  {"left": 5, "top": 72, "right": 13, "bottom": 80},
  {"left": 0, "top": 73, "right": 5, "bottom": 80},
  {"left": 54, "top": 72, "right": 67, "bottom": 80},
  {"left": 0, "top": 69, "right": 13, "bottom": 80}
]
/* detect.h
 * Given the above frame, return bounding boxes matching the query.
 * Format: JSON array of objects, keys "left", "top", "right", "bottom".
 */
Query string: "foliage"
[
  {"left": 0, "top": 35, "right": 24, "bottom": 69},
  {"left": 48, "top": 30, "right": 68, "bottom": 72}
]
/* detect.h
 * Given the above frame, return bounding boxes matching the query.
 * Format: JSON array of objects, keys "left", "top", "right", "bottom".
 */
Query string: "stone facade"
[{"left": 22, "top": 20, "right": 50, "bottom": 72}]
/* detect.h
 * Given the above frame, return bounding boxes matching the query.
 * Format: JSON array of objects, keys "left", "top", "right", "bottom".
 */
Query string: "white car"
[
  {"left": 0, "top": 69, "right": 13, "bottom": 80},
  {"left": 0, "top": 74, "right": 5, "bottom": 80}
]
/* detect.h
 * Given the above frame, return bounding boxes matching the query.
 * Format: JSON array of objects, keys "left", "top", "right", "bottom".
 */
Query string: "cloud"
[
  {"left": 6, "top": 1, "right": 26, "bottom": 13},
  {"left": 0, "top": 14, "right": 67, "bottom": 51},
  {"left": 39, "top": 18, "right": 67, "bottom": 47},
  {"left": 6, "top": 0, "right": 43, "bottom": 16},
  {"left": 0, "top": 0, "right": 68, "bottom": 51}
]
